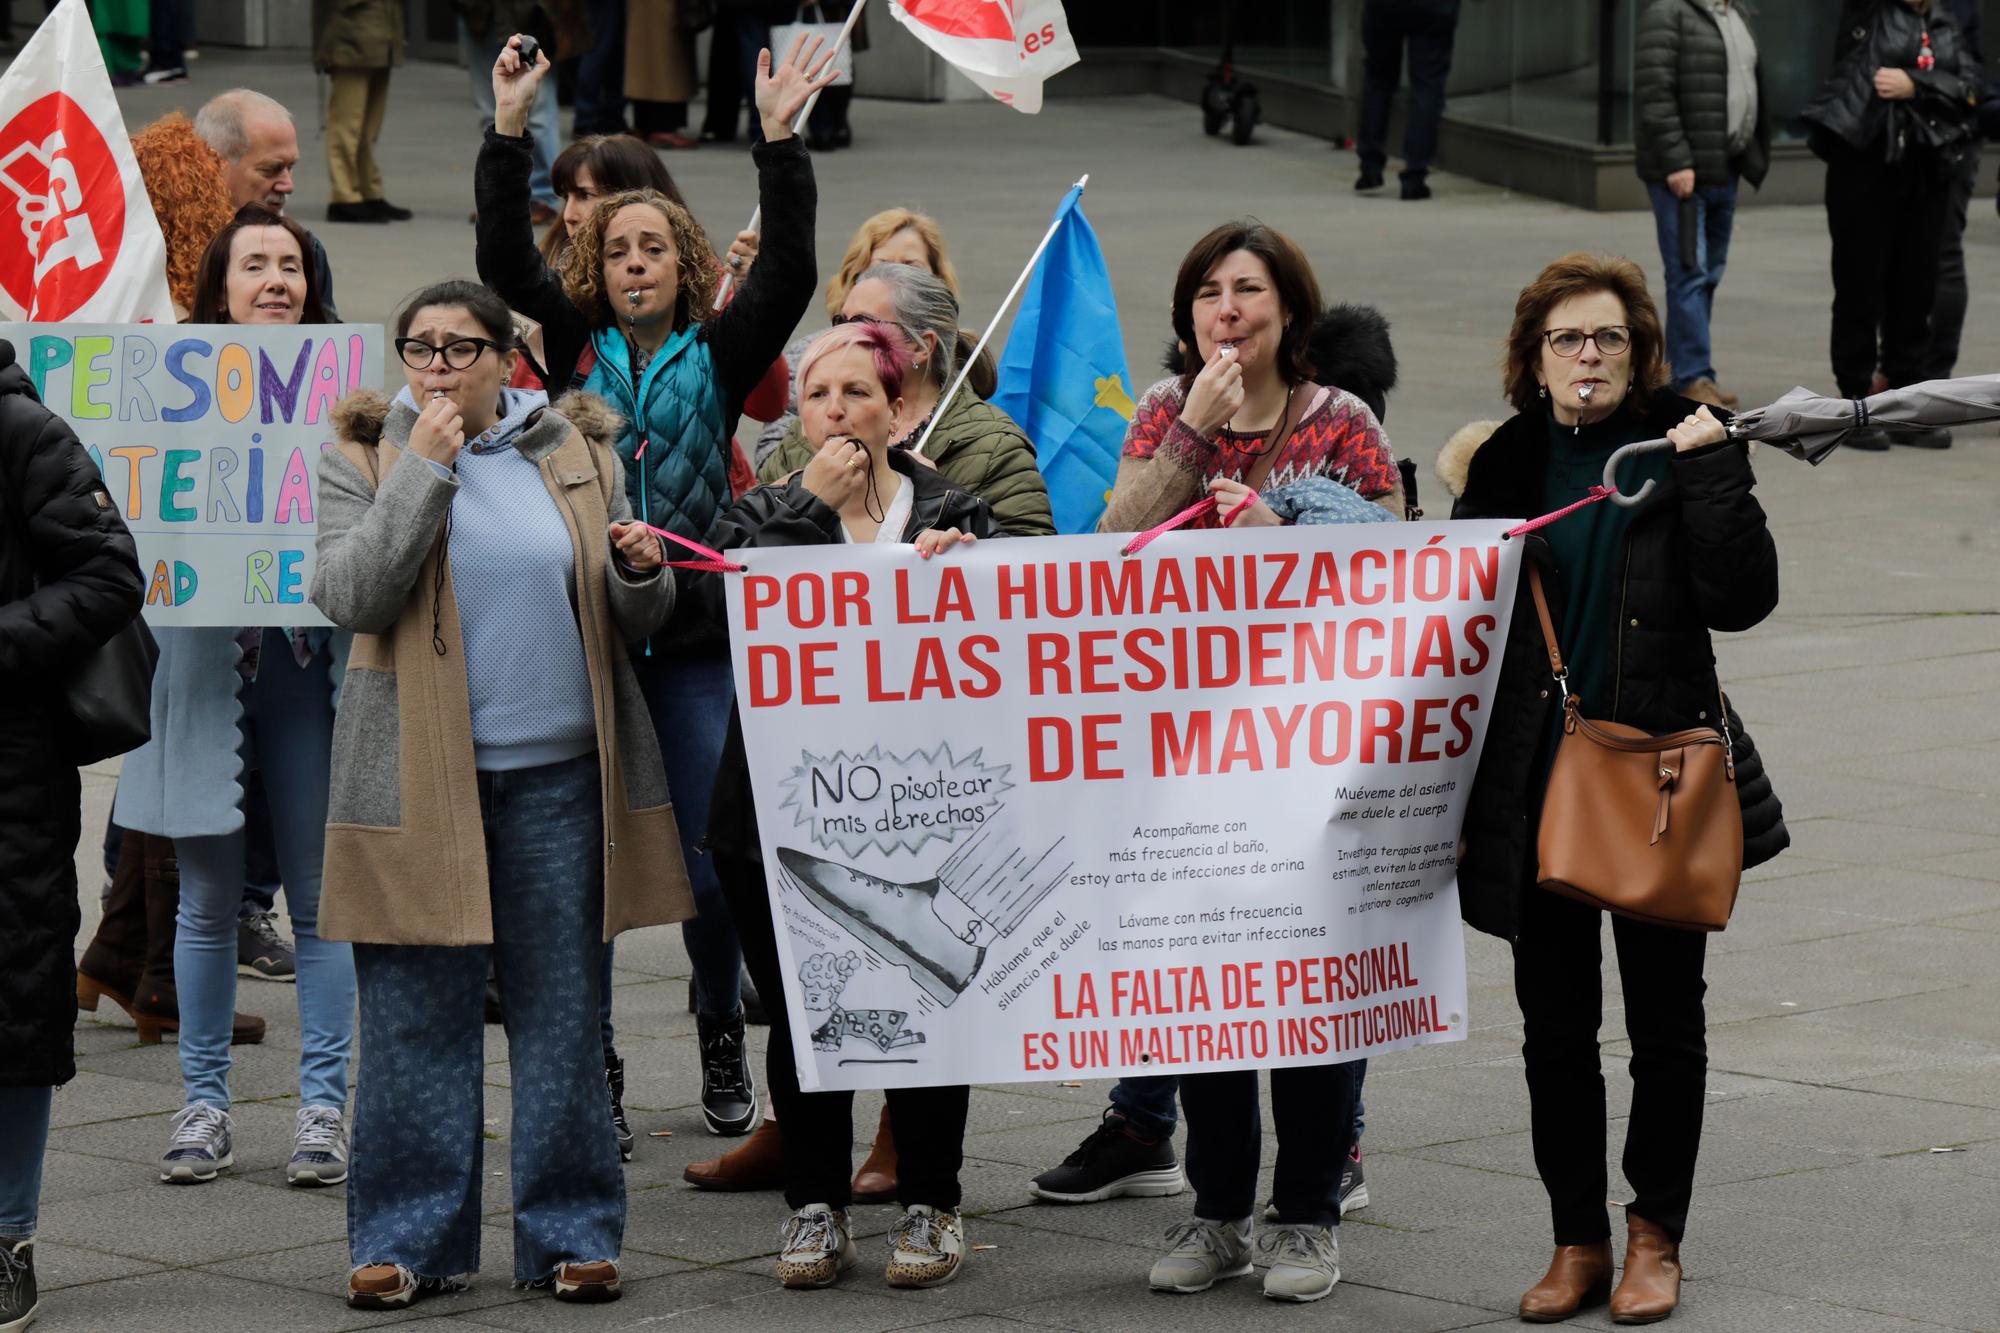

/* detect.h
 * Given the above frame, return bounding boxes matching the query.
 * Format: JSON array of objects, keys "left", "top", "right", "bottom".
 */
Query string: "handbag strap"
[{"left": 1525, "top": 562, "right": 1569, "bottom": 700}]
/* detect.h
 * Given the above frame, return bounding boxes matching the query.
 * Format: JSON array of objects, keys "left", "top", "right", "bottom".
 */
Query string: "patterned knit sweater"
[{"left": 1096, "top": 376, "right": 1401, "bottom": 533}]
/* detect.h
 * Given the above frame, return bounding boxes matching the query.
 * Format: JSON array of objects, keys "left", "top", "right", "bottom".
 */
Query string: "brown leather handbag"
[{"left": 1529, "top": 566, "right": 1744, "bottom": 931}]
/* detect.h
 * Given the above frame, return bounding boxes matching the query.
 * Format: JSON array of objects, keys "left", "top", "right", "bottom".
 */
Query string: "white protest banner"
[
  {"left": 0, "top": 0, "right": 174, "bottom": 323},
  {"left": 0, "top": 323, "right": 381, "bottom": 626},
  {"left": 723, "top": 521, "right": 1522, "bottom": 1091}
]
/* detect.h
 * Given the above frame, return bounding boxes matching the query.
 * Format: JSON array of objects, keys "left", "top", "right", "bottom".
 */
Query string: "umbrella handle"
[{"left": 1602, "top": 436, "right": 1676, "bottom": 506}]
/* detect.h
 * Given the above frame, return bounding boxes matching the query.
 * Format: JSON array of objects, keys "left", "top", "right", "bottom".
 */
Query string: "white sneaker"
[
  {"left": 884, "top": 1204, "right": 965, "bottom": 1288},
  {"left": 775, "top": 1204, "right": 857, "bottom": 1289},
  {"left": 1256, "top": 1224, "right": 1340, "bottom": 1302},
  {"left": 288, "top": 1105, "right": 349, "bottom": 1186},
  {"left": 1148, "top": 1216, "right": 1252, "bottom": 1293},
  {"left": 159, "top": 1102, "right": 233, "bottom": 1183}
]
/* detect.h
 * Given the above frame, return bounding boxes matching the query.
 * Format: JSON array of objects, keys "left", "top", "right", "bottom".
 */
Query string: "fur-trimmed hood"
[
  {"left": 330, "top": 388, "right": 626, "bottom": 451},
  {"left": 1160, "top": 302, "right": 1400, "bottom": 423},
  {"left": 1436, "top": 419, "right": 1505, "bottom": 499}
]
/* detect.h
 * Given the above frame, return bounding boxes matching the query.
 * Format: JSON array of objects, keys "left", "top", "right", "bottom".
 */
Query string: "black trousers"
[
  {"left": 1357, "top": 0, "right": 1461, "bottom": 182},
  {"left": 1181, "top": 1061, "right": 1358, "bottom": 1228},
  {"left": 1925, "top": 145, "right": 1981, "bottom": 380},
  {"left": 1823, "top": 142, "right": 1955, "bottom": 396},
  {"left": 715, "top": 836, "right": 970, "bottom": 1212},
  {"left": 1513, "top": 886, "right": 1709, "bottom": 1245}
]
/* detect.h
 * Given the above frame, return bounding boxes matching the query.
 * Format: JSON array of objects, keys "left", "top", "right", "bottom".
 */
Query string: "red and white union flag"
[
  {"left": 0, "top": 0, "right": 172, "bottom": 322},
  {"left": 887, "top": 0, "right": 1080, "bottom": 114}
]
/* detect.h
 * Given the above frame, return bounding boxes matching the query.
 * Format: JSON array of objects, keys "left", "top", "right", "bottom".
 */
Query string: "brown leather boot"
[
  {"left": 1610, "top": 1214, "right": 1681, "bottom": 1324},
  {"left": 77, "top": 831, "right": 150, "bottom": 1004},
  {"left": 1519, "top": 1240, "right": 1613, "bottom": 1322},
  {"left": 851, "top": 1104, "right": 898, "bottom": 1203},
  {"left": 683, "top": 1117, "right": 782, "bottom": 1191}
]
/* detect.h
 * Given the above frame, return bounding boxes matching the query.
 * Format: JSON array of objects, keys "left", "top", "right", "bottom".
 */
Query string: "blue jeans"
[
  {"left": 0, "top": 1087, "right": 52, "bottom": 1238},
  {"left": 348, "top": 754, "right": 623, "bottom": 1283},
  {"left": 1648, "top": 178, "right": 1738, "bottom": 390},
  {"left": 1110, "top": 1060, "right": 1368, "bottom": 1144},
  {"left": 174, "top": 630, "right": 354, "bottom": 1111},
  {"left": 459, "top": 18, "right": 561, "bottom": 210},
  {"left": 632, "top": 651, "right": 741, "bottom": 1022}
]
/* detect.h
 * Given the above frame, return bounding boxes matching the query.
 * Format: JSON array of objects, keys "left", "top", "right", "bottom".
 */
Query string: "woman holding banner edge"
[
  {"left": 1442, "top": 252, "right": 1785, "bottom": 1324},
  {"left": 112, "top": 206, "right": 359, "bottom": 1192},
  {"left": 689, "top": 321, "right": 995, "bottom": 1292}
]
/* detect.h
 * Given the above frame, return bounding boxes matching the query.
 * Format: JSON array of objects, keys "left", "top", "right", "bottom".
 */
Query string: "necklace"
[
  {"left": 1230, "top": 383, "right": 1297, "bottom": 459},
  {"left": 893, "top": 403, "right": 939, "bottom": 449}
]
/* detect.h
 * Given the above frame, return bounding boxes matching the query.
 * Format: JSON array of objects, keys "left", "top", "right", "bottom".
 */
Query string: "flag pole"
[
  {"left": 712, "top": 0, "right": 869, "bottom": 309},
  {"left": 912, "top": 173, "right": 1088, "bottom": 458}
]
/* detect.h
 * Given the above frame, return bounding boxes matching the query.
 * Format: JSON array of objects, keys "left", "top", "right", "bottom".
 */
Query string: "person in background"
[
  {"left": 1634, "top": 0, "right": 1773, "bottom": 411},
  {"left": 1443, "top": 251, "right": 1785, "bottom": 1325},
  {"left": 1925, "top": 0, "right": 1988, "bottom": 423},
  {"left": 759, "top": 263, "right": 1053, "bottom": 535},
  {"left": 96, "top": 0, "right": 148, "bottom": 84},
  {"left": 459, "top": 0, "right": 563, "bottom": 224},
  {"left": 574, "top": 0, "right": 630, "bottom": 135},
  {"left": 194, "top": 89, "right": 341, "bottom": 316},
  {"left": 628, "top": 0, "right": 700, "bottom": 148},
  {"left": 1354, "top": 0, "right": 1462, "bottom": 200},
  {"left": 693, "top": 321, "right": 995, "bottom": 1293},
  {"left": 801, "top": 0, "right": 863, "bottom": 150},
  {"left": 315, "top": 280, "right": 685, "bottom": 1311},
  {"left": 145, "top": 0, "right": 189, "bottom": 83},
  {"left": 0, "top": 335, "right": 147, "bottom": 1333},
  {"left": 1801, "top": 0, "right": 1977, "bottom": 449},
  {"left": 754, "top": 208, "right": 990, "bottom": 467},
  {"left": 312, "top": 0, "right": 412, "bottom": 224},
  {"left": 115, "top": 207, "right": 357, "bottom": 1192},
  {"left": 701, "top": 0, "right": 780, "bottom": 143}
]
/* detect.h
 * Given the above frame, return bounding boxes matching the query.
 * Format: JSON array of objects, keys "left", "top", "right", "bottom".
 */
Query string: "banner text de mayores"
[{"left": 738, "top": 540, "right": 1503, "bottom": 781}]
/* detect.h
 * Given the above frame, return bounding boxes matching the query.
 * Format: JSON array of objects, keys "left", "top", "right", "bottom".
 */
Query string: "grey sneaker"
[
  {"left": 237, "top": 910, "right": 296, "bottom": 981},
  {"left": 776, "top": 1204, "right": 857, "bottom": 1289},
  {"left": 287, "top": 1105, "right": 349, "bottom": 1186},
  {"left": 1256, "top": 1224, "right": 1340, "bottom": 1303},
  {"left": 1148, "top": 1216, "right": 1252, "bottom": 1294},
  {"left": 160, "top": 1102, "right": 233, "bottom": 1183},
  {"left": 0, "top": 1239, "right": 37, "bottom": 1333}
]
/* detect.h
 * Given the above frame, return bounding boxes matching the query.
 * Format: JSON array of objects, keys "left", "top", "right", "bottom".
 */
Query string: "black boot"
[
  {"left": 697, "top": 1007, "right": 758, "bottom": 1136},
  {"left": 0, "top": 1239, "right": 37, "bottom": 1331},
  {"left": 606, "top": 1048, "right": 633, "bottom": 1162}
]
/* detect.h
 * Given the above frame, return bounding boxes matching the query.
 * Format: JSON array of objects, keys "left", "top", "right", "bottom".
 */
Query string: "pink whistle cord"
[
  {"left": 1504, "top": 486, "right": 1615, "bottom": 539},
  {"left": 639, "top": 523, "right": 745, "bottom": 573},
  {"left": 1119, "top": 490, "right": 1259, "bottom": 557}
]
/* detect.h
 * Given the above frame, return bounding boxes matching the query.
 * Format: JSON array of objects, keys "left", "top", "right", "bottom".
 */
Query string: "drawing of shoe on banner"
[{"left": 774, "top": 744, "right": 1071, "bottom": 1010}]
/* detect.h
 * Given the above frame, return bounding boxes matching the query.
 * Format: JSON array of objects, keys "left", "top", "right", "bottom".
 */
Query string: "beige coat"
[
  {"left": 626, "top": 0, "right": 697, "bottom": 104},
  {"left": 313, "top": 389, "right": 694, "bottom": 945}
]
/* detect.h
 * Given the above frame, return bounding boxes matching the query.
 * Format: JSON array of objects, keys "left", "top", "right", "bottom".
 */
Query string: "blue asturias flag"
[{"left": 990, "top": 184, "right": 1134, "bottom": 534}]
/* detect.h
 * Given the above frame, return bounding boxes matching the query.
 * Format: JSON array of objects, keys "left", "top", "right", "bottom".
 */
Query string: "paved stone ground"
[{"left": 14, "top": 41, "right": 1999, "bottom": 1333}]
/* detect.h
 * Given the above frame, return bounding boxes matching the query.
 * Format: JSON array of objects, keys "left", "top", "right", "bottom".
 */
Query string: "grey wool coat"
[
  {"left": 1634, "top": 0, "right": 1773, "bottom": 188},
  {"left": 312, "top": 389, "right": 693, "bottom": 946}
]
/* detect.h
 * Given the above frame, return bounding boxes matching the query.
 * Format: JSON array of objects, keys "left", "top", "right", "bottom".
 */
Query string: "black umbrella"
[{"left": 1602, "top": 374, "right": 2000, "bottom": 505}]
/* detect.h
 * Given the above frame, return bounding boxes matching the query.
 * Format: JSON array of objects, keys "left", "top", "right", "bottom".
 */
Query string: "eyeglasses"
[
  {"left": 1543, "top": 326, "right": 1631, "bottom": 358},
  {"left": 396, "top": 337, "right": 501, "bottom": 371},
  {"left": 830, "top": 312, "right": 874, "bottom": 326}
]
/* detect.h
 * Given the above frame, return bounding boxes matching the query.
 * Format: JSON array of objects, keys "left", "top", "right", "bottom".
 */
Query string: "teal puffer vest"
[{"left": 582, "top": 324, "right": 731, "bottom": 541}]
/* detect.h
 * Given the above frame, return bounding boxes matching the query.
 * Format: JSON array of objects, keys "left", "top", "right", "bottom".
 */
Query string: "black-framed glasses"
[
  {"left": 829, "top": 312, "right": 869, "bottom": 326},
  {"left": 396, "top": 337, "right": 501, "bottom": 371},
  {"left": 1543, "top": 326, "right": 1631, "bottom": 358}
]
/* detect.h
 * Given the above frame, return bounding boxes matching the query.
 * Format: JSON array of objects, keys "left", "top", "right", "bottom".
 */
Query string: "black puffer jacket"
[
  {"left": 1445, "top": 393, "right": 1788, "bottom": 942},
  {"left": 1802, "top": 0, "right": 1978, "bottom": 165},
  {"left": 1634, "top": 0, "right": 1773, "bottom": 187},
  {"left": 0, "top": 340, "right": 146, "bottom": 1088},
  {"left": 694, "top": 452, "right": 1001, "bottom": 870}
]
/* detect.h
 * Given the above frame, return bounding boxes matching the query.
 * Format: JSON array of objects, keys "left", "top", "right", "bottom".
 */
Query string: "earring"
[{"left": 1538, "top": 385, "right": 1548, "bottom": 399}]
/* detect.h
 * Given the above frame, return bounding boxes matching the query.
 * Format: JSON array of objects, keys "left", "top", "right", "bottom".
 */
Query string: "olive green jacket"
[{"left": 757, "top": 388, "right": 1054, "bottom": 537}]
